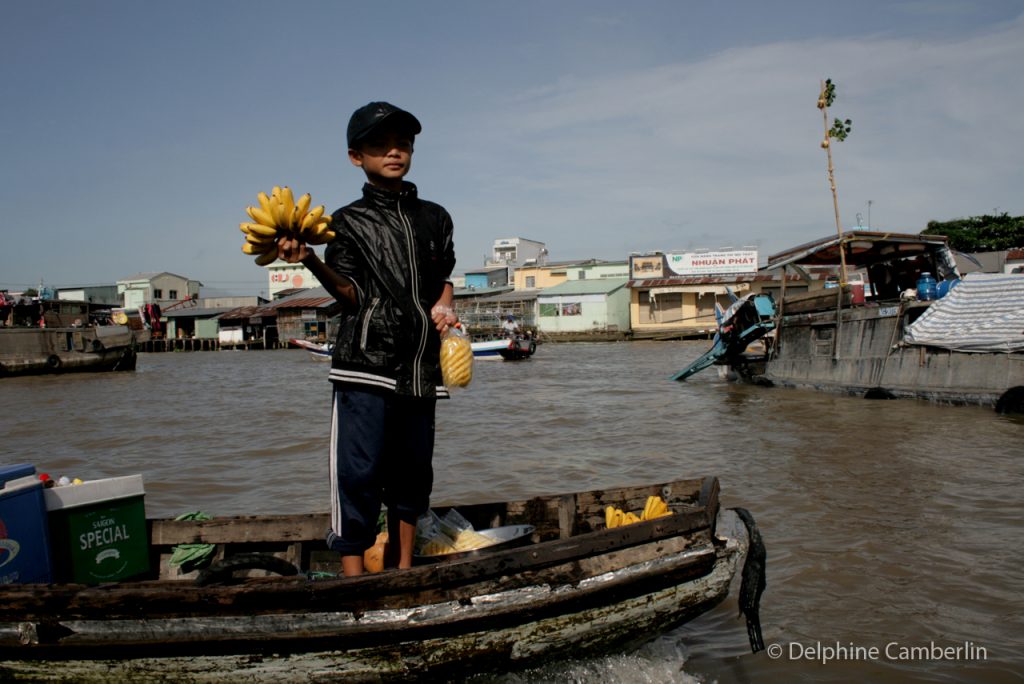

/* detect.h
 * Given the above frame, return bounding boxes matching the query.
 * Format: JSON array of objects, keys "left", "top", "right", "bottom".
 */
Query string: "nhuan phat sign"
[{"left": 666, "top": 250, "right": 758, "bottom": 276}]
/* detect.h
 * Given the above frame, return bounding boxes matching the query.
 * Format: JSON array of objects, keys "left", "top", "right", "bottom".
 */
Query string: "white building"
[
  {"left": 117, "top": 272, "right": 202, "bottom": 309},
  {"left": 536, "top": 278, "right": 630, "bottom": 334},
  {"left": 490, "top": 238, "right": 546, "bottom": 267},
  {"left": 266, "top": 260, "right": 321, "bottom": 298}
]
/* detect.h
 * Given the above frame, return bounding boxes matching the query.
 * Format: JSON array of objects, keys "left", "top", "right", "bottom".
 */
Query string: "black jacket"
[{"left": 325, "top": 182, "right": 456, "bottom": 399}]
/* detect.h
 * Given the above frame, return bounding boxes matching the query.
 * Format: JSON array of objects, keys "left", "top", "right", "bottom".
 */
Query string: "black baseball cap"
[{"left": 347, "top": 102, "right": 422, "bottom": 148}]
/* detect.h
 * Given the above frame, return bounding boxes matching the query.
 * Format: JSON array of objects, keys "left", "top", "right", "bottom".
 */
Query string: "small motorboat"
[
  {"left": 288, "top": 338, "right": 332, "bottom": 361},
  {"left": 471, "top": 336, "right": 537, "bottom": 361}
]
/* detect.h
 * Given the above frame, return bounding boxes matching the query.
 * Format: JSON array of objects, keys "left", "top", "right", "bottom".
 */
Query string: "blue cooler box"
[{"left": 0, "top": 463, "right": 54, "bottom": 584}]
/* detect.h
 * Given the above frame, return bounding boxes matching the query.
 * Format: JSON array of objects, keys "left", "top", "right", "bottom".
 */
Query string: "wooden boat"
[
  {"left": 471, "top": 336, "right": 537, "bottom": 361},
  {"left": 0, "top": 476, "right": 764, "bottom": 682},
  {"left": 674, "top": 231, "right": 1024, "bottom": 412},
  {"left": 0, "top": 299, "right": 143, "bottom": 377}
]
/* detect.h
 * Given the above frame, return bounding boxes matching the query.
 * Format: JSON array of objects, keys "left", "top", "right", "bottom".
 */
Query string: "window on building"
[
  {"left": 153, "top": 289, "right": 163, "bottom": 299},
  {"left": 539, "top": 303, "right": 559, "bottom": 317},
  {"left": 525, "top": 276, "right": 536, "bottom": 288},
  {"left": 169, "top": 290, "right": 178, "bottom": 300},
  {"left": 578, "top": 271, "right": 586, "bottom": 279},
  {"left": 561, "top": 302, "right": 582, "bottom": 316}
]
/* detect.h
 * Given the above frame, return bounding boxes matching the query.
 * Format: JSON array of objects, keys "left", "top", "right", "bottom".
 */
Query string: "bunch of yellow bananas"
[
  {"left": 239, "top": 186, "right": 335, "bottom": 265},
  {"left": 605, "top": 495, "right": 672, "bottom": 529}
]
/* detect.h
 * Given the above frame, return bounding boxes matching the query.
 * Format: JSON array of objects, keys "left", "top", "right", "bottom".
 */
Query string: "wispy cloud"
[{"left": 441, "top": 13, "right": 1024, "bottom": 262}]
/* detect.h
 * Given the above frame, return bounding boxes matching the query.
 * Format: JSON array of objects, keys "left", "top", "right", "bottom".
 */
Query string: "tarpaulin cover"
[{"left": 904, "top": 273, "right": 1024, "bottom": 352}]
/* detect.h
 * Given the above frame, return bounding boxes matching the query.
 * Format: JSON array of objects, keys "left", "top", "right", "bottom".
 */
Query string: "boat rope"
[{"left": 730, "top": 507, "right": 766, "bottom": 653}]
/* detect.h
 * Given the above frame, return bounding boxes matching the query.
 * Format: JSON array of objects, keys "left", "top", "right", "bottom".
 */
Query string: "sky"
[{"left": 2, "top": 1, "right": 1022, "bottom": 296}]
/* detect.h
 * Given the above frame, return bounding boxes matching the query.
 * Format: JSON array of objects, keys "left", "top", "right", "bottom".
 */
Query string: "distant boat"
[
  {"left": 0, "top": 298, "right": 144, "bottom": 377},
  {"left": 471, "top": 336, "right": 536, "bottom": 361},
  {"left": 288, "top": 338, "right": 331, "bottom": 361}
]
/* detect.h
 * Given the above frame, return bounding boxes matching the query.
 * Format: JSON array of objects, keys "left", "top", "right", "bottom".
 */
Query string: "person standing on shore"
[{"left": 277, "top": 102, "right": 457, "bottom": 576}]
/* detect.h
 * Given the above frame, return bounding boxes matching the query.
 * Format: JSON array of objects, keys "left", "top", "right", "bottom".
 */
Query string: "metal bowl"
[{"left": 414, "top": 524, "right": 536, "bottom": 564}]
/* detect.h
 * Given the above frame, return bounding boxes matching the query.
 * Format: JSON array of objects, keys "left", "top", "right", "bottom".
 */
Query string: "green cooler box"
[{"left": 44, "top": 475, "right": 149, "bottom": 584}]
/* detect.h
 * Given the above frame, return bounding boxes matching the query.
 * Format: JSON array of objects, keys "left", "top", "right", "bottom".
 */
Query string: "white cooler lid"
[{"left": 43, "top": 474, "right": 145, "bottom": 511}]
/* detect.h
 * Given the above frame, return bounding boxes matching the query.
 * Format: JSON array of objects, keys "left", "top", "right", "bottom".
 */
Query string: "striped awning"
[{"left": 904, "top": 273, "right": 1024, "bottom": 352}]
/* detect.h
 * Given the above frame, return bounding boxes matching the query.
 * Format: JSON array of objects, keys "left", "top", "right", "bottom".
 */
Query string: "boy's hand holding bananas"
[{"left": 239, "top": 186, "right": 335, "bottom": 265}]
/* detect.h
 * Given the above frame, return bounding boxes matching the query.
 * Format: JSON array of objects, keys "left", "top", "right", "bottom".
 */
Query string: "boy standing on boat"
[{"left": 277, "top": 102, "right": 457, "bottom": 576}]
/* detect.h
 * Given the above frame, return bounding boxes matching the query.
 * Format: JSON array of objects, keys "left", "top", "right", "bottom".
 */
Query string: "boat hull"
[
  {"left": 736, "top": 304, "right": 1024, "bottom": 408},
  {"left": 0, "top": 537, "right": 739, "bottom": 682},
  {"left": 289, "top": 338, "right": 332, "bottom": 361},
  {"left": 0, "top": 326, "right": 139, "bottom": 377},
  {"left": 472, "top": 338, "right": 536, "bottom": 361}
]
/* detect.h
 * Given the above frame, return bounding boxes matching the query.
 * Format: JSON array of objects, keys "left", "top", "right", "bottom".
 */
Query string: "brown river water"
[{"left": 1, "top": 341, "right": 1021, "bottom": 683}]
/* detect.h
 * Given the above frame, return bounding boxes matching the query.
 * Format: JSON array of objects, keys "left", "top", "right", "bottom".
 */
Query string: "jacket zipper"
[
  {"left": 359, "top": 297, "right": 380, "bottom": 352},
  {"left": 397, "top": 198, "right": 428, "bottom": 396}
]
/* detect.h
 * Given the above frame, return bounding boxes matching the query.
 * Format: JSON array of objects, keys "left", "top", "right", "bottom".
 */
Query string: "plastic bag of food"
[
  {"left": 414, "top": 510, "right": 458, "bottom": 556},
  {"left": 415, "top": 508, "right": 495, "bottom": 555},
  {"left": 440, "top": 325, "right": 473, "bottom": 388},
  {"left": 439, "top": 508, "right": 474, "bottom": 538},
  {"left": 439, "top": 509, "right": 497, "bottom": 551},
  {"left": 450, "top": 528, "right": 494, "bottom": 552}
]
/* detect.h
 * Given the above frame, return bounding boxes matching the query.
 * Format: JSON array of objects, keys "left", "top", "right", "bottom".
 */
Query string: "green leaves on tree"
[
  {"left": 818, "top": 78, "right": 852, "bottom": 144},
  {"left": 922, "top": 213, "right": 1024, "bottom": 251},
  {"left": 820, "top": 78, "right": 837, "bottom": 108},
  {"left": 829, "top": 118, "right": 853, "bottom": 141}
]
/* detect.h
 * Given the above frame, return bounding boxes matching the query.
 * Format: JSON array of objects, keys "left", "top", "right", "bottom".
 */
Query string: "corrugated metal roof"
[
  {"left": 272, "top": 296, "right": 335, "bottom": 309},
  {"left": 268, "top": 287, "right": 335, "bottom": 310},
  {"left": 215, "top": 305, "right": 277, "bottom": 320},
  {"left": 538, "top": 278, "right": 629, "bottom": 296},
  {"left": 273, "top": 287, "right": 309, "bottom": 299},
  {"left": 273, "top": 287, "right": 328, "bottom": 302}
]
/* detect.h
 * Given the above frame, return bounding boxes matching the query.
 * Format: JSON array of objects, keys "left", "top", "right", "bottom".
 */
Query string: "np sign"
[{"left": 667, "top": 250, "right": 758, "bottom": 276}]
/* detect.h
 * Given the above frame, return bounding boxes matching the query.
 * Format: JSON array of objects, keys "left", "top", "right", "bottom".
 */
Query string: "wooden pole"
[
  {"left": 820, "top": 80, "right": 849, "bottom": 287},
  {"left": 819, "top": 80, "right": 847, "bottom": 360}
]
